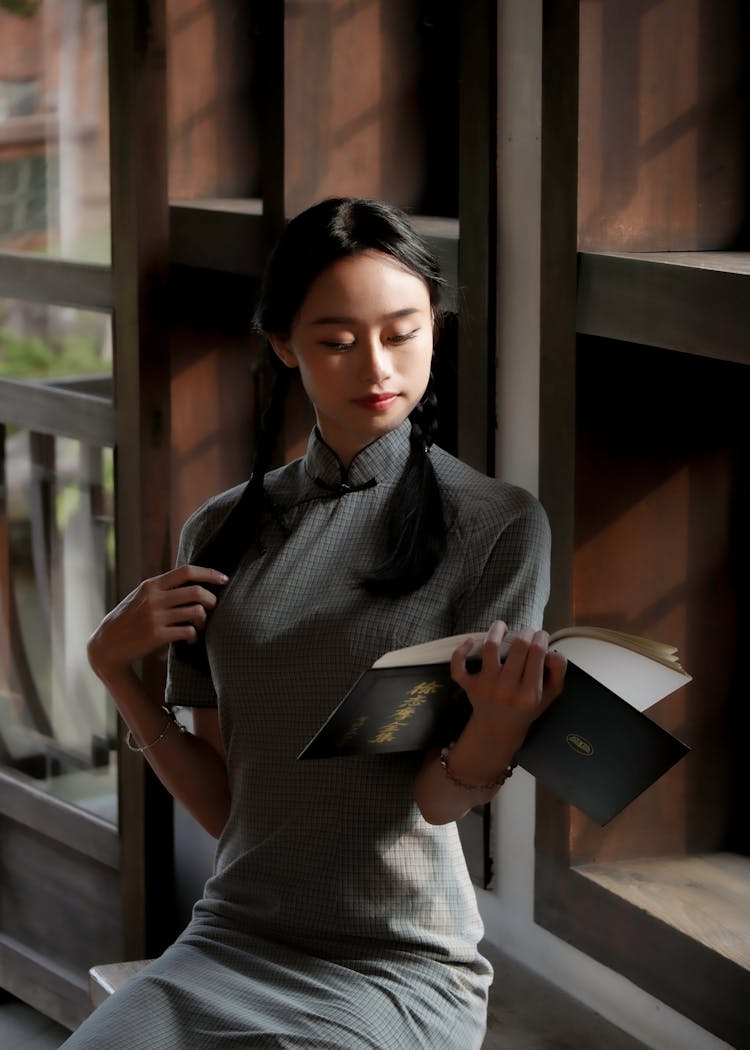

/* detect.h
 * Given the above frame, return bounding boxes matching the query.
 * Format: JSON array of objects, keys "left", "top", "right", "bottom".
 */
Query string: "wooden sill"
[
  {"left": 168, "top": 200, "right": 459, "bottom": 305},
  {"left": 584, "top": 250, "right": 750, "bottom": 275},
  {"left": 577, "top": 250, "right": 750, "bottom": 366},
  {"left": 575, "top": 852, "right": 750, "bottom": 971}
]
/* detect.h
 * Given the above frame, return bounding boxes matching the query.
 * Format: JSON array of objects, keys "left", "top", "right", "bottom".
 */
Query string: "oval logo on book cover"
[{"left": 566, "top": 733, "right": 594, "bottom": 756}]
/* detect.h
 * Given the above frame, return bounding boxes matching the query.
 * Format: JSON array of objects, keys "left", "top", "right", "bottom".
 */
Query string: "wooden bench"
[{"left": 88, "top": 960, "right": 152, "bottom": 1009}]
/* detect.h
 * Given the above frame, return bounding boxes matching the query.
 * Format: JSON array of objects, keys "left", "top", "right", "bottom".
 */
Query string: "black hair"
[
  {"left": 254, "top": 196, "right": 448, "bottom": 594},
  {"left": 177, "top": 198, "right": 448, "bottom": 670},
  {"left": 254, "top": 197, "right": 446, "bottom": 336}
]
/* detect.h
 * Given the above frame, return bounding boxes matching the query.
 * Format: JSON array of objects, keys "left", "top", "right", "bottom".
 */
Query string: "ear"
[{"left": 269, "top": 336, "right": 298, "bottom": 370}]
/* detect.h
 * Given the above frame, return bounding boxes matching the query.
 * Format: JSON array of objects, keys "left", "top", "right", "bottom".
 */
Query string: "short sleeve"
[
  {"left": 165, "top": 635, "right": 219, "bottom": 710},
  {"left": 451, "top": 489, "right": 551, "bottom": 636},
  {"left": 164, "top": 501, "right": 222, "bottom": 711}
]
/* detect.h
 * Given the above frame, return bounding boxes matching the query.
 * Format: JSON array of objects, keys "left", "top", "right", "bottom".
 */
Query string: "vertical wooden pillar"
[
  {"left": 256, "top": 2, "right": 286, "bottom": 242},
  {"left": 527, "top": 0, "right": 580, "bottom": 890},
  {"left": 454, "top": 0, "right": 499, "bottom": 888},
  {"left": 107, "top": 0, "right": 175, "bottom": 959},
  {"left": 457, "top": 0, "right": 497, "bottom": 474},
  {"left": 537, "top": 0, "right": 579, "bottom": 632}
]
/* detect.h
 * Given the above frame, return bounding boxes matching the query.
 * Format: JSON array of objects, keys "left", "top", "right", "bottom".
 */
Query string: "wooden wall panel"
[
  {"left": 578, "top": 0, "right": 747, "bottom": 251},
  {"left": 285, "top": 0, "right": 423, "bottom": 214},
  {"left": 167, "top": 0, "right": 260, "bottom": 199},
  {"left": 568, "top": 338, "right": 746, "bottom": 864},
  {"left": 169, "top": 268, "right": 259, "bottom": 543},
  {"left": 0, "top": 814, "right": 120, "bottom": 1028},
  {"left": 283, "top": 0, "right": 458, "bottom": 217}
]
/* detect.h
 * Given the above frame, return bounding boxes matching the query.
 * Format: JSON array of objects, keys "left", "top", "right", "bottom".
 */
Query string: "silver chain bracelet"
[{"left": 125, "top": 704, "right": 187, "bottom": 753}]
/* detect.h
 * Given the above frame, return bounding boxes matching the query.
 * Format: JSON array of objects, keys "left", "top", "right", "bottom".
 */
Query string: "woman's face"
[{"left": 270, "top": 250, "right": 434, "bottom": 467}]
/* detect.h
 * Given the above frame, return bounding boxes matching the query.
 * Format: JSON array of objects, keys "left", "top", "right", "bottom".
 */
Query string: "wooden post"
[
  {"left": 107, "top": 0, "right": 175, "bottom": 959},
  {"left": 457, "top": 0, "right": 497, "bottom": 474}
]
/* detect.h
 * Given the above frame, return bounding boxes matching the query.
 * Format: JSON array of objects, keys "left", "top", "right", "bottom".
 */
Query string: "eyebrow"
[{"left": 310, "top": 308, "right": 421, "bottom": 325}]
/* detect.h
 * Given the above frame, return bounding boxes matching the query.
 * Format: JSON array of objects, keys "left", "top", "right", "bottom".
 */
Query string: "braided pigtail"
[
  {"left": 174, "top": 196, "right": 451, "bottom": 651},
  {"left": 173, "top": 358, "right": 291, "bottom": 670},
  {"left": 361, "top": 381, "right": 446, "bottom": 597},
  {"left": 195, "top": 358, "right": 291, "bottom": 572}
]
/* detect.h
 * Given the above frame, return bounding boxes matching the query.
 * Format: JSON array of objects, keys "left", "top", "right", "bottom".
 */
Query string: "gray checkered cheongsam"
[{"left": 64, "top": 419, "right": 550, "bottom": 1049}]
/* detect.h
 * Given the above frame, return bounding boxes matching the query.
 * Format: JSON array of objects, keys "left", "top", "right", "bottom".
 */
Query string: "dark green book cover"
[{"left": 298, "top": 659, "right": 690, "bottom": 825}]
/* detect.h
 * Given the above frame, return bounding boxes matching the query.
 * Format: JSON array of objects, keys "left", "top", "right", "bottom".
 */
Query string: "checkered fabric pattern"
[{"left": 63, "top": 421, "right": 550, "bottom": 1049}]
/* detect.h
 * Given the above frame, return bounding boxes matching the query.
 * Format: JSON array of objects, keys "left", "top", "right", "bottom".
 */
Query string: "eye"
[
  {"left": 388, "top": 328, "right": 419, "bottom": 345},
  {"left": 320, "top": 340, "right": 355, "bottom": 352}
]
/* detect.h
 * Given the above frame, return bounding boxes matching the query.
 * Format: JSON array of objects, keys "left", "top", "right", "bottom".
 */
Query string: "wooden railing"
[{"left": 0, "top": 375, "right": 114, "bottom": 777}]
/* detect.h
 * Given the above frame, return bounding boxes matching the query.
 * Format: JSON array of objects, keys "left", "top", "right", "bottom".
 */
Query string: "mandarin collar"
[{"left": 303, "top": 420, "right": 413, "bottom": 494}]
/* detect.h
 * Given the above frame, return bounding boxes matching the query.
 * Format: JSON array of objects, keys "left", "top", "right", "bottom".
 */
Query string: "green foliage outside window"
[
  {"left": 0, "top": 1, "right": 41, "bottom": 15},
  {"left": 0, "top": 0, "right": 104, "bottom": 13},
  {"left": 0, "top": 303, "right": 109, "bottom": 380}
]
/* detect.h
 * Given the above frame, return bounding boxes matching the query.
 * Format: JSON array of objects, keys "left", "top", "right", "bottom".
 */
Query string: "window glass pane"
[
  {"left": 0, "top": 297, "right": 111, "bottom": 380},
  {"left": 0, "top": 302, "right": 115, "bottom": 824},
  {"left": 0, "top": 1, "right": 110, "bottom": 262}
]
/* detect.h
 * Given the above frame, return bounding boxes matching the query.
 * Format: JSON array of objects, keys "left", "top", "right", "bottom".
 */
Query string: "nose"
[{"left": 359, "top": 335, "right": 392, "bottom": 383}]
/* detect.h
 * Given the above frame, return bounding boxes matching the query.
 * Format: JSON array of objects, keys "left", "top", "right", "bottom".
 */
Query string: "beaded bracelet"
[
  {"left": 439, "top": 742, "right": 516, "bottom": 792},
  {"left": 125, "top": 705, "right": 187, "bottom": 753}
]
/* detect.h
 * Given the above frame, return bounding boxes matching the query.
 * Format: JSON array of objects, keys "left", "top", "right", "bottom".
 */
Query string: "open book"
[{"left": 298, "top": 626, "right": 692, "bottom": 825}]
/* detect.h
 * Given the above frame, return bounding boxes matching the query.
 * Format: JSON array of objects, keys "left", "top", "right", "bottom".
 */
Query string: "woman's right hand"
[{"left": 87, "top": 564, "right": 229, "bottom": 682}]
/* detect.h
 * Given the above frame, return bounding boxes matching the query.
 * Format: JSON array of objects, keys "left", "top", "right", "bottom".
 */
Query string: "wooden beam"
[
  {"left": 169, "top": 200, "right": 264, "bottom": 276},
  {"left": 0, "top": 379, "right": 114, "bottom": 446},
  {"left": 0, "top": 252, "right": 112, "bottom": 312},
  {"left": 168, "top": 203, "right": 459, "bottom": 309},
  {"left": 0, "top": 771, "right": 119, "bottom": 870}
]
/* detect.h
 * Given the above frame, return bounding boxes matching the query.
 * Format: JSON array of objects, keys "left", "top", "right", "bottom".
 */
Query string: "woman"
[{"left": 65, "top": 198, "right": 566, "bottom": 1048}]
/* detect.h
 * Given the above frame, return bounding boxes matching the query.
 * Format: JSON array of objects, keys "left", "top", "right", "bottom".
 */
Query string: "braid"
[
  {"left": 408, "top": 382, "right": 439, "bottom": 452},
  {"left": 195, "top": 359, "right": 290, "bottom": 572},
  {"left": 173, "top": 357, "right": 291, "bottom": 670},
  {"left": 361, "top": 381, "right": 447, "bottom": 597},
  {"left": 240, "top": 359, "right": 293, "bottom": 551}
]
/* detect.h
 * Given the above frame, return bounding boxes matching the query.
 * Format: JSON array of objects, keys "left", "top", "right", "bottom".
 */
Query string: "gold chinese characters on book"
[{"left": 299, "top": 627, "right": 692, "bottom": 825}]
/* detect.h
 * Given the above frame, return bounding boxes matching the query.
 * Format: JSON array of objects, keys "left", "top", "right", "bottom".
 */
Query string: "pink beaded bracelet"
[{"left": 439, "top": 742, "right": 516, "bottom": 792}]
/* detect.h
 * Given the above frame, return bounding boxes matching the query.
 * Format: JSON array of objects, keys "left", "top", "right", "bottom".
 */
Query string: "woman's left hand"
[
  {"left": 450, "top": 620, "right": 567, "bottom": 745},
  {"left": 414, "top": 621, "right": 567, "bottom": 824}
]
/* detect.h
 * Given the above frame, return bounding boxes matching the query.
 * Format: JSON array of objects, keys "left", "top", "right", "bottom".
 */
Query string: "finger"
[
  {"left": 482, "top": 621, "right": 510, "bottom": 668},
  {"left": 501, "top": 627, "right": 535, "bottom": 680},
  {"left": 540, "top": 649, "right": 567, "bottom": 711},
  {"left": 450, "top": 637, "right": 476, "bottom": 688},
  {"left": 164, "top": 564, "right": 229, "bottom": 589},
  {"left": 161, "top": 602, "right": 208, "bottom": 630},
  {"left": 163, "top": 623, "right": 199, "bottom": 645},
  {"left": 161, "top": 611, "right": 211, "bottom": 641},
  {"left": 162, "top": 584, "right": 220, "bottom": 611},
  {"left": 520, "top": 630, "right": 549, "bottom": 691}
]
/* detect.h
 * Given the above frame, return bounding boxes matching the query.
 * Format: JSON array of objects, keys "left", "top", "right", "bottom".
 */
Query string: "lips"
[{"left": 354, "top": 393, "right": 399, "bottom": 410}]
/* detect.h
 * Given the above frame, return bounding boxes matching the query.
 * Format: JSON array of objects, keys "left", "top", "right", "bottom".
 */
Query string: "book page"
[
  {"left": 373, "top": 630, "right": 691, "bottom": 711},
  {"left": 551, "top": 636, "right": 691, "bottom": 711},
  {"left": 373, "top": 632, "right": 487, "bottom": 668},
  {"left": 550, "top": 625, "right": 684, "bottom": 671}
]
